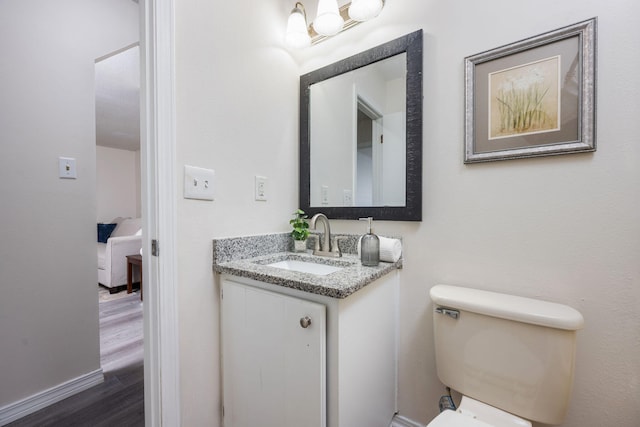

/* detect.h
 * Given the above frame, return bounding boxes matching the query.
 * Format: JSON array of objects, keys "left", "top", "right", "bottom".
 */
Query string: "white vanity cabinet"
[
  {"left": 221, "top": 271, "right": 399, "bottom": 427},
  {"left": 221, "top": 279, "right": 326, "bottom": 427}
]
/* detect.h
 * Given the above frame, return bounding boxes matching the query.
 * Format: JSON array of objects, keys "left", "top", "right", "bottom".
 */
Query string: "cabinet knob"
[{"left": 300, "top": 316, "right": 312, "bottom": 328}]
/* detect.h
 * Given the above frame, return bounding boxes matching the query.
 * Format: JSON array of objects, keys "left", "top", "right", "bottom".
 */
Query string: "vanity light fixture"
[
  {"left": 285, "top": 0, "right": 385, "bottom": 48},
  {"left": 285, "top": 2, "right": 312, "bottom": 48}
]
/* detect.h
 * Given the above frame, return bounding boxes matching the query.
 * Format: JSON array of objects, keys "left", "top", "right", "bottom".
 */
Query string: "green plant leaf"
[{"left": 290, "top": 209, "right": 310, "bottom": 240}]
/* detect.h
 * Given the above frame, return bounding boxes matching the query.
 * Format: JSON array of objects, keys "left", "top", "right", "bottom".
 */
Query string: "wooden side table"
[{"left": 126, "top": 254, "right": 143, "bottom": 300}]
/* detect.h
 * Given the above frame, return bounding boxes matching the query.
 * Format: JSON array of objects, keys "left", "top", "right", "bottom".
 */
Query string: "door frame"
[
  {"left": 140, "top": 0, "right": 180, "bottom": 425},
  {"left": 354, "top": 93, "right": 384, "bottom": 206}
]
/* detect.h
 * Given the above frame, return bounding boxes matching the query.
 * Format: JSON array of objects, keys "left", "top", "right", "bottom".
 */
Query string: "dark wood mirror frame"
[{"left": 299, "top": 30, "right": 423, "bottom": 221}]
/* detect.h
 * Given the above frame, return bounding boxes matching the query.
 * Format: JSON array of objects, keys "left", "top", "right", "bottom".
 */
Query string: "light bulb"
[
  {"left": 348, "top": 0, "right": 383, "bottom": 22},
  {"left": 285, "top": 4, "right": 311, "bottom": 48},
  {"left": 313, "top": 0, "right": 344, "bottom": 37}
]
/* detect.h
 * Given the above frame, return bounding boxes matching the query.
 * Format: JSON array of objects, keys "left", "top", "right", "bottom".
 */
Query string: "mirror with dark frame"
[{"left": 299, "top": 30, "right": 423, "bottom": 221}]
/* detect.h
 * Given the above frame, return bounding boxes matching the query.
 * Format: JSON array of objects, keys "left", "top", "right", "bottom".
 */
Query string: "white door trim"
[{"left": 140, "top": 0, "right": 181, "bottom": 425}]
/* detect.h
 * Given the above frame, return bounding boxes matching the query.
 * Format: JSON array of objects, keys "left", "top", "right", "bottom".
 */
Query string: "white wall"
[
  {"left": 96, "top": 145, "right": 141, "bottom": 222},
  {"left": 310, "top": 77, "right": 355, "bottom": 206},
  {"left": 0, "top": 0, "right": 139, "bottom": 413},
  {"left": 174, "top": 0, "right": 300, "bottom": 424},
  {"left": 134, "top": 149, "right": 141, "bottom": 218},
  {"left": 174, "top": 0, "right": 640, "bottom": 426}
]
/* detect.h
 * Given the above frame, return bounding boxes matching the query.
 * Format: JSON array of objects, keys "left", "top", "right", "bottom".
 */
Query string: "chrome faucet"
[{"left": 309, "top": 213, "right": 342, "bottom": 257}]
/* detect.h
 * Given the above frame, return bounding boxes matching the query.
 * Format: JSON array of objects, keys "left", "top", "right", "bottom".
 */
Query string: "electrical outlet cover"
[{"left": 343, "top": 189, "right": 353, "bottom": 206}]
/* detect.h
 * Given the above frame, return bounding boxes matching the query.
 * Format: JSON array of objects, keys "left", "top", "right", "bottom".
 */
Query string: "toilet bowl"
[
  {"left": 428, "top": 285, "right": 583, "bottom": 426},
  {"left": 427, "top": 396, "right": 531, "bottom": 427}
]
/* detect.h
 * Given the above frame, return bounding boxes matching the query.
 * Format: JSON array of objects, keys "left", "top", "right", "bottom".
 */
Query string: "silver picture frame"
[{"left": 464, "top": 18, "right": 596, "bottom": 163}]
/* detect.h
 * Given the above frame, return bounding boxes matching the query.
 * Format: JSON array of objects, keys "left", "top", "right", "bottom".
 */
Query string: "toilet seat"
[
  {"left": 427, "top": 409, "right": 495, "bottom": 427},
  {"left": 426, "top": 396, "right": 532, "bottom": 427}
]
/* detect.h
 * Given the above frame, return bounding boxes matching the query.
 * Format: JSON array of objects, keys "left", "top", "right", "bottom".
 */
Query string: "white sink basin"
[{"left": 267, "top": 260, "right": 343, "bottom": 276}]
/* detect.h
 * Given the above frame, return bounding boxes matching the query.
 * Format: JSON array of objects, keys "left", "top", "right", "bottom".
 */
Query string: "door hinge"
[
  {"left": 380, "top": 134, "right": 384, "bottom": 144},
  {"left": 151, "top": 239, "right": 159, "bottom": 257}
]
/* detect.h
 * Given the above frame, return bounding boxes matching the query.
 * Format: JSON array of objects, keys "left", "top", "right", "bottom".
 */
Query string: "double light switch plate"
[{"left": 184, "top": 165, "right": 215, "bottom": 201}]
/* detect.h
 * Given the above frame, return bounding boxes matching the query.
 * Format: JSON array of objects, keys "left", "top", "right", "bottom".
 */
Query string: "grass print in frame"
[{"left": 464, "top": 18, "right": 596, "bottom": 163}]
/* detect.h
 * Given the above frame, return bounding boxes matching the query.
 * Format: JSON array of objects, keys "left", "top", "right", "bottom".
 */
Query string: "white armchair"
[{"left": 97, "top": 218, "right": 142, "bottom": 289}]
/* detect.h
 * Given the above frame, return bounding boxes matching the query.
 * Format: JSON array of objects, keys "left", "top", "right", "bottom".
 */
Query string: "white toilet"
[{"left": 428, "top": 285, "right": 584, "bottom": 427}]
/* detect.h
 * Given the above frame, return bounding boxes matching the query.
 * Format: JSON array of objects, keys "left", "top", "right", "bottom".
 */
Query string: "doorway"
[
  {"left": 355, "top": 97, "right": 383, "bottom": 206},
  {"left": 94, "top": 42, "right": 145, "bottom": 385}
]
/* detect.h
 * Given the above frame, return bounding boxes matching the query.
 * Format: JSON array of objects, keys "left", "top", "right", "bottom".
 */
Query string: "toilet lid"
[{"left": 427, "top": 409, "right": 495, "bottom": 427}]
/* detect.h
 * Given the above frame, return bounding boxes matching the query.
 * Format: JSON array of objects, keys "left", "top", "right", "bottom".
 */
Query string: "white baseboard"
[
  {"left": 0, "top": 368, "right": 104, "bottom": 426},
  {"left": 391, "top": 413, "right": 427, "bottom": 427}
]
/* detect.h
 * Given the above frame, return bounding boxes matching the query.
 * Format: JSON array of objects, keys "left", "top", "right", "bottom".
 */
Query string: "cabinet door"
[{"left": 221, "top": 279, "right": 326, "bottom": 427}]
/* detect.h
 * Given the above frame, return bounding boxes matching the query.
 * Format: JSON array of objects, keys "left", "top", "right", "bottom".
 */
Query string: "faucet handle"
[
  {"left": 331, "top": 236, "right": 346, "bottom": 257},
  {"left": 307, "top": 234, "right": 321, "bottom": 251}
]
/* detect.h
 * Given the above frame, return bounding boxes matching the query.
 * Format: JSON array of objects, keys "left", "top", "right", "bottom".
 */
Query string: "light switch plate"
[
  {"left": 255, "top": 176, "right": 268, "bottom": 201},
  {"left": 59, "top": 157, "right": 77, "bottom": 179},
  {"left": 184, "top": 165, "right": 215, "bottom": 201}
]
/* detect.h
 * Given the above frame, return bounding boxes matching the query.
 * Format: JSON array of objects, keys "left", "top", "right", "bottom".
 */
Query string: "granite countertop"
[{"left": 213, "top": 233, "right": 402, "bottom": 299}]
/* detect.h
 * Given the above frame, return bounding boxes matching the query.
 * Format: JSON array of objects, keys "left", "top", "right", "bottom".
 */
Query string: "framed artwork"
[{"left": 464, "top": 18, "right": 596, "bottom": 163}]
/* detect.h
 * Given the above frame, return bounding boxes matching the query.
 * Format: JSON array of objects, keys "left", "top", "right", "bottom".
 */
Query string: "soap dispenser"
[{"left": 359, "top": 217, "right": 380, "bottom": 266}]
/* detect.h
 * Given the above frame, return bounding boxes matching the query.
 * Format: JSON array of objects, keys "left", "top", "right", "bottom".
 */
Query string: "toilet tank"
[{"left": 430, "top": 285, "right": 584, "bottom": 425}]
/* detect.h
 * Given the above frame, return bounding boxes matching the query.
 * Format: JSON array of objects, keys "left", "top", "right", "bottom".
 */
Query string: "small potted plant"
[{"left": 290, "top": 209, "right": 310, "bottom": 252}]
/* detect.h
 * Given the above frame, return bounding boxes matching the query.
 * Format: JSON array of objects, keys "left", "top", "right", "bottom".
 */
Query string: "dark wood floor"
[{"left": 8, "top": 291, "right": 144, "bottom": 427}]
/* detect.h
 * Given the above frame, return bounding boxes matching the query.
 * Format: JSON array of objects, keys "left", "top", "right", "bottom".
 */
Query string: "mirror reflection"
[{"left": 309, "top": 53, "right": 406, "bottom": 207}]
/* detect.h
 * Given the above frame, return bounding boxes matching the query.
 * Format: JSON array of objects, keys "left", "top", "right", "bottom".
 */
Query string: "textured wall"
[{"left": 0, "top": 0, "right": 139, "bottom": 410}]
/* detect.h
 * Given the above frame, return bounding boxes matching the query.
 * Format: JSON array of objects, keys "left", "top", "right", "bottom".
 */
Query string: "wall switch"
[
  {"left": 58, "top": 157, "right": 77, "bottom": 179},
  {"left": 255, "top": 176, "right": 268, "bottom": 201},
  {"left": 321, "top": 185, "right": 329, "bottom": 205},
  {"left": 343, "top": 189, "right": 353, "bottom": 206},
  {"left": 184, "top": 165, "right": 215, "bottom": 201}
]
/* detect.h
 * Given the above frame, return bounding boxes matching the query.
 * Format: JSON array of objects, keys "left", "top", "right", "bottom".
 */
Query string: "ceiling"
[{"left": 95, "top": 44, "right": 140, "bottom": 151}]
